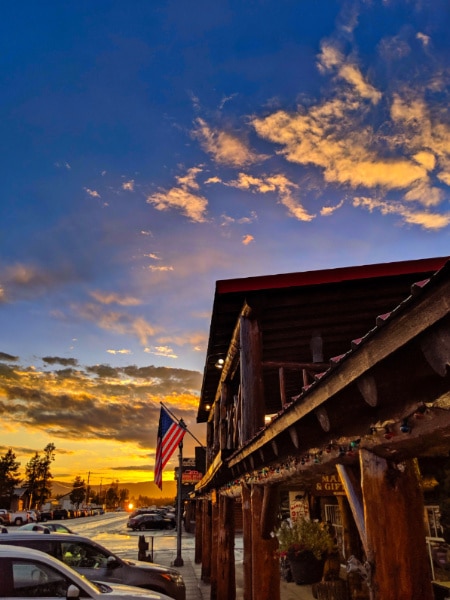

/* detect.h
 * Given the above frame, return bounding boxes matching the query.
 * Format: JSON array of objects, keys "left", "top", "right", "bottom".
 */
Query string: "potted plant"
[{"left": 276, "top": 518, "right": 334, "bottom": 584}]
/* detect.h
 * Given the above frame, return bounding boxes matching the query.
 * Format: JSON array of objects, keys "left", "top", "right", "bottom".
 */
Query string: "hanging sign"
[
  {"left": 289, "top": 491, "right": 310, "bottom": 522},
  {"left": 182, "top": 469, "right": 203, "bottom": 483},
  {"left": 313, "top": 474, "right": 345, "bottom": 495}
]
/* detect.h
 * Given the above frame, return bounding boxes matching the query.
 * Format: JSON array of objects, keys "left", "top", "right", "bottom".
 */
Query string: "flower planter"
[{"left": 288, "top": 549, "right": 325, "bottom": 584}]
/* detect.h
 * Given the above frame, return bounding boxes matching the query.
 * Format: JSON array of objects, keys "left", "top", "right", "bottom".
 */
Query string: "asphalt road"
[{"left": 51, "top": 512, "right": 192, "bottom": 563}]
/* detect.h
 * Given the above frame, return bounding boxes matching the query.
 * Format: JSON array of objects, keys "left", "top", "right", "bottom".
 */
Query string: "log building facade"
[{"left": 192, "top": 256, "right": 450, "bottom": 600}]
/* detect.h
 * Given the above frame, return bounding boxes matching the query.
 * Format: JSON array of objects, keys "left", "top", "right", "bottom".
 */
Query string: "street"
[{"left": 56, "top": 512, "right": 187, "bottom": 563}]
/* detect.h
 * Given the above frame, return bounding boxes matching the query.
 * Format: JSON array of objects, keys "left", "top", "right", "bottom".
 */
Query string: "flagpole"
[
  {"left": 173, "top": 437, "right": 184, "bottom": 567},
  {"left": 160, "top": 402, "right": 205, "bottom": 449}
]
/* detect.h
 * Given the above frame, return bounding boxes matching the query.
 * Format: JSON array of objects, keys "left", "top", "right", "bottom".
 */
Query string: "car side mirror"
[
  {"left": 66, "top": 584, "right": 80, "bottom": 598},
  {"left": 106, "top": 556, "right": 120, "bottom": 569}
]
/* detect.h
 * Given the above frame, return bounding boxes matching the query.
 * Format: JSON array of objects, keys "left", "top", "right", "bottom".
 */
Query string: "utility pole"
[
  {"left": 85, "top": 471, "right": 91, "bottom": 507},
  {"left": 173, "top": 437, "right": 184, "bottom": 567}
]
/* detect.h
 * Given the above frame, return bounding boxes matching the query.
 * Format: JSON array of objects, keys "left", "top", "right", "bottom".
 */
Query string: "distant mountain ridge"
[{"left": 51, "top": 480, "right": 177, "bottom": 500}]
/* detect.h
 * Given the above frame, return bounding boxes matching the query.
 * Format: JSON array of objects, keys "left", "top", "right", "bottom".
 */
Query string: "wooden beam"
[
  {"left": 251, "top": 485, "right": 280, "bottom": 600},
  {"left": 357, "top": 374, "right": 378, "bottom": 407},
  {"left": 240, "top": 313, "right": 265, "bottom": 443},
  {"left": 263, "top": 360, "right": 329, "bottom": 371},
  {"left": 336, "top": 464, "right": 367, "bottom": 554},
  {"left": 420, "top": 320, "right": 450, "bottom": 377},
  {"left": 195, "top": 499, "right": 203, "bottom": 564},
  {"left": 216, "top": 495, "right": 236, "bottom": 600},
  {"left": 210, "top": 499, "right": 219, "bottom": 600},
  {"left": 289, "top": 426, "right": 300, "bottom": 449},
  {"left": 220, "top": 382, "right": 230, "bottom": 450},
  {"left": 315, "top": 406, "right": 331, "bottom": 432},
  {"left": 260, "top": 485, "right": 279, "bottom": 539},
  {"left": 279, "top": 367, "right": 286, "bottom": 406},
  {"left": 228, "top": 280, "right": 450, "bottom": 469},
  {"left": 201, "top": 499, "right": 212, "bottom": 583},
  {"left": 271, "top": 440, "right": 279, "bottom": 457},
  {"left": 242, "top": 484, "right": 252, "bottom": 600},
  {"left": 360, "top": 449, "right": 434, "bottom": 600}
]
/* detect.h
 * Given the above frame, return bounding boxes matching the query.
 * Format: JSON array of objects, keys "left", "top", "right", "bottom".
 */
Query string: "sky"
[{"left": 1, "top": 0, "right": 449, "bottom": 492}]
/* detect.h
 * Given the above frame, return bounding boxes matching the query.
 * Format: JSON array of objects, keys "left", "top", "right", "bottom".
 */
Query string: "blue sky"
[{"left": 1, "top": 0, "right": 449, "bottom": 487}]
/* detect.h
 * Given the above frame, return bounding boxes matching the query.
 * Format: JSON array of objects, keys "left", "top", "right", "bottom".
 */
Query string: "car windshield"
[
  {"left": 8, "top": 558, "right": 103, "bottom": 596},
  {"left": 61, "top": 541, "right": 112, "bottom": 569}
]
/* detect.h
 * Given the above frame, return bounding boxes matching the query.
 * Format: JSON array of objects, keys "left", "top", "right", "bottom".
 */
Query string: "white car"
[{"left": 0, "top": 544, "right": 173, "bottom": 600}]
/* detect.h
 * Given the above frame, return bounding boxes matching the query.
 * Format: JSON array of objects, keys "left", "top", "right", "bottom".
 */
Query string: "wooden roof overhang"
[{"left": 195, "top": 257, "right": 450, "bottom": 496}]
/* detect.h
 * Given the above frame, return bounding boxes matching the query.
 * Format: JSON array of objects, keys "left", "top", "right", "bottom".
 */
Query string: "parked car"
[
  {"left": 39, "top": 510, "right": 53, "bottom": 521},
  {"left": 0, "top": 509, "right": 11, "bottom": 525},
  {"left": 127, "top": 514, "right": 174, "bottom": 531},
  {"left": 52, "top": 508, "right": 69, "bottom": 520},
  {"left": 18, "top": 522, "right": 74, "bottom": 533},
  {"left": 0, "top": 543, "right": 173, "bottom": 600},
  {"left": 0, "top": 531, "right": 185, "bottom": 600}
]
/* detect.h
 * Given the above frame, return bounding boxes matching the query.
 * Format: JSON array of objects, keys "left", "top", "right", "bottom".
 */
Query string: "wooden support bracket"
[{"left": 357, "top": 374, "right": 378, "bottom": 407}]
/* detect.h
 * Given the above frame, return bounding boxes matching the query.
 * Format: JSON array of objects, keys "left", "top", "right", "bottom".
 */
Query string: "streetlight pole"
[{"left": 173, "top": 438, "right": 184, "bottom": 567}]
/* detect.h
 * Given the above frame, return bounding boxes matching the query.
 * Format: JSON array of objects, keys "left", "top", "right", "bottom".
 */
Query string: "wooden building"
[{"left": 193, "top": 256, "right": 450, "bottom": 600}]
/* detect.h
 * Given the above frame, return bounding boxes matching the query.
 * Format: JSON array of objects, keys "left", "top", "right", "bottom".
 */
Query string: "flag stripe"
[{"left": 154, "top": 406, "right": 186, "bottom": 490}]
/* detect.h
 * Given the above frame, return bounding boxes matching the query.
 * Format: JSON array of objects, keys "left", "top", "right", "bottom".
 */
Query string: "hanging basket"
[{"left": 287, "top": 549, "right": 325, "bottom": 584}]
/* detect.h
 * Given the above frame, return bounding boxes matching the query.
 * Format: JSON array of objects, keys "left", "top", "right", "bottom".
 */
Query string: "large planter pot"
[{"left": 287, "top": 549, "right": 325, "bottom": 584}]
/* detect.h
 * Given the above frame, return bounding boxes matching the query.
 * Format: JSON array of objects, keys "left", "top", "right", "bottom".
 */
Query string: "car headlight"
[{"left": 161, "top": 573, "right": 184, "bottom": 585}]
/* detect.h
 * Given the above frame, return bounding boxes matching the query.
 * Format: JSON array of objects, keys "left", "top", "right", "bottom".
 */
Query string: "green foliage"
[
  {"left": 276, "top": 518, "right": 334, "bottom": 560},
  {"left": 0, "top": 449, "right": 21, "bottom": 506},
  {"left": 23, "top": 443, "right": 56, "bottom": 509},
  {"left": 70, "top": 476, "right": 86, "bottom": 509}
]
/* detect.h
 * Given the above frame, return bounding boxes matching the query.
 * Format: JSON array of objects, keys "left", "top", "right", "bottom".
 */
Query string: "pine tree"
[
  {"left": 0, "top": 449, "right": 21, "bottom": 508},
  {"left": 70, "top": 476, "right": 86, "bottom": 509}
]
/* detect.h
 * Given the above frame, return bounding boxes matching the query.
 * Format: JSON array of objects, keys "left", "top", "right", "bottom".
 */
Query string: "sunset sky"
[{"left": 1, "top": 1, "right": 449, "bottom": 491}]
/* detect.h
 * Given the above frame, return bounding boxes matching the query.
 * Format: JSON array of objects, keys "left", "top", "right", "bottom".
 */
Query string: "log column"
[
  {"left": 220, "top": 382, "right": 231, "bottom": 451},
  {"left": 195, "top": 499, "right": 203, "bottom": 564},
  {"left": 201, "top": 499, "right": 212, "bottom": 583},
  {"left": 216, "top": 495, "right": 236, "bottom": 600},
  {"left": 251, "top": 485, "right": 280, "bottom": 600},
  {"left": 242, "top": 484, "right": 252, "bottom": 600},
  {"left": 210, "top": 497, "right": 219, "bottom": 600},
  {"left": 240, "top": 313, "right": 265, "bottom": 443},
  {"left": 360, "top": 449, "right": 433, "bottom": 600}
]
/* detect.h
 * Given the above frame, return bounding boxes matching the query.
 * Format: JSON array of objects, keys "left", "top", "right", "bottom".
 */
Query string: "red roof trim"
[{"left": 215, "top": 257, "right": 449, "bottom": 295}]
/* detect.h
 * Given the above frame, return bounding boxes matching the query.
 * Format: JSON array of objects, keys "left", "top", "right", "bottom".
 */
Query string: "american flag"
[{"left": 154, "top": 406, "right": 186, "bottom": 489}]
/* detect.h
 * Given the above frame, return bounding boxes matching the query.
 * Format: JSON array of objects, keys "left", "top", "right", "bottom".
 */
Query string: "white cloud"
[
  {"left": 84, "top": 188, "right": 101, "bottom": 198},
  {"left": 90, "top": 291, "right": 142, "bottom": 306},
  {"left": 122, "top": 180, "right": 135, "bottom": 191},
  {"left": 193, "top": 118, "right": 266, "bottom": 167},
  {"left": 147, "top": 166, "right": 208, "bottom": 222},
  {"left": 144, "top": 346, "right": 178, "bottom": 359},
  {"left": 228, "top": 172, "right": 315, "bottom": 222},
  {"left": 242, "top": 235, "right": 254, "bottom": 245},
  {"left": 320, "top": 200, "right": 345, "bottom": 216},
  {"left": 353, "top": 196, "right": 450, "bottom": 230}
]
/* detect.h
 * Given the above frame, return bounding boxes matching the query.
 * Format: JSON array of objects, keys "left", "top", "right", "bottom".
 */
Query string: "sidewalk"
[{"left": 149, "top": 532, "right": 315, "bottom": 600}]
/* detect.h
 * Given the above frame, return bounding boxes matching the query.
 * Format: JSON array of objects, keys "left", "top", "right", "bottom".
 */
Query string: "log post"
[
  {"left": 279, "top": 367, "right": 287, "bottom": 406},
  {"left": 242, "top": 483, "right": 253, "bottom": 600},
  {"left": 213, "top": 401, "right": 220, "bottom": 458},
  {"left": 206, "top": 421, "right": 214, "bottom": 469},
  {"left": 195, "top": 499, "right": 203, "bottom": 564},
  {"left": 261, "top": 485, "right": 279, "bottom": 539},
  {"left": 201, "top": 499, "right": 212, "bottom": 583},
  {"left": 251, "top": 485, "right": 280, "bottom": 600},
  {"left": 336, "top": 495, "right": 361, "bottom": 560},
  {"left": 360, "top": 449, "right": 434, "bottom": 600},
  {"left": 220, "top": 382, "right": 230, "bottom": 451},
  {"left": 216, "top": 495, "right": 236, "bottom": 600},
  {"left": 210, "top": 497, "right": 219, "bottom": 600},
  {"left": 240, "top": 314, "right": 265, "bottom": 443}
]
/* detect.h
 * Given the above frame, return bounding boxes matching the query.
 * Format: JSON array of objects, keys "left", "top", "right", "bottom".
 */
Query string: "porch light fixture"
[{"left": 215, "top": 358, "right": 225, "bottom": 369}]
